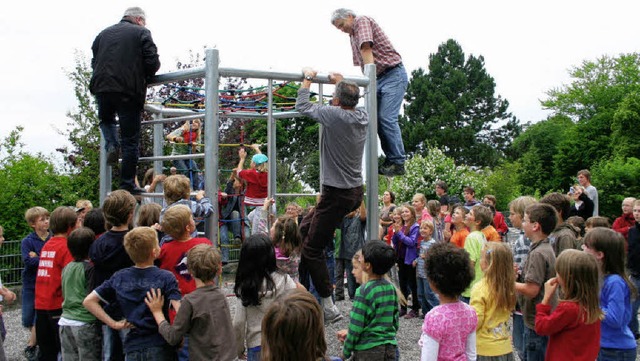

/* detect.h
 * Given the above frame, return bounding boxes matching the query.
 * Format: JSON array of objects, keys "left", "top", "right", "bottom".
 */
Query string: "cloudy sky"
[{"left": 1, "top": 0, "right": 638, "bottom": 159}]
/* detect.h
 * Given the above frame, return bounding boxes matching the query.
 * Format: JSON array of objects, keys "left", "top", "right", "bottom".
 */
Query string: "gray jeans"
[
  {"left": 353, "top": 343, "right": 397, "bottom": 361},
  {"left": 59, "top": 322, "right": 102, "bottom": 361}
]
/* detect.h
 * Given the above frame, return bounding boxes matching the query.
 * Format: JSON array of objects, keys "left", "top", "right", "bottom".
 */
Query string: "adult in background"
[
  {"left": 378, "top": 190, "right": 396, "bottom": 239},
  {"left": 331, "top": 8, "right": 408, "bottom": 176},
  {"left": 90, "top": 7, "right": 161, "bottom": 194},
  {"left": 296, "top": 68, "right": 367, "bottom": 323},
  {"left": 613, "top": 197, "right": 636, "bottom": 240},
  {"left": 577, "top": 169, "right": 599, "bottom": 216}
]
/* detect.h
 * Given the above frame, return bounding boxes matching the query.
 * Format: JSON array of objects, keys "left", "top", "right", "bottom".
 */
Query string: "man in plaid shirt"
[{"left": 331, "top": 8, "right": 408, "bottom": 177}]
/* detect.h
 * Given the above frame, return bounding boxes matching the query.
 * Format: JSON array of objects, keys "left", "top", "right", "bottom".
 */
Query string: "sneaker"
[
  {"left": 324, "top": 304, "right": 344, "bottom": 324},
  {"left": 404, "top": 309, "right": 419, "bottom": 319},
  {"left": 106, "top": 146, "right": 120, "bottom": 167},
  {"left": 378, "top": 163, "right": 405, "bottom": 176},
  {"left": 24, "top": 346, "right": 38, "bottom": 361},
  {"left": 399, "top": 308, "right": 407, "bottom": 317}
]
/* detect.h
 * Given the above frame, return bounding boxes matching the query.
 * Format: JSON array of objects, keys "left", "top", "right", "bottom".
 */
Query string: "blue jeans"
[
  {"left": 172, "top": 159, "right": 199, "bottom": 190},
  {"left": 247, "top": 346, "right": 261, "bottom": 361},
  {"left": 377, "top": 64, "right": 408, "bottom": 165},
  {"left": 512, "top": 313, "right": 525, "bottom": 360},
  {"left": 96, "top": 92, "right": 143, "bottom": 191},
  {"left": 335, "top": 258, "right": 357, "bottom": 300},
  {"left": 416, "top": 277, "right": 439, "bottom": 316},
  {"left": 598, "top": 347, "right": 637, "bottom": 361},
  {"left": 219, "top": 211, "right": 242, "bottom": 263},
  {"left": 126, "top": 345, "right": 176, "bottom": 361},
  {"left": 628, "top": 275, "right": 640, "bottom": 336},
  {"left": 522, "top": 326, "right": 548, "bottom": 361},
  {"left": 22, "top": 287, "right": 36, "bottom": 328},
  {"left": 102, "top": 324, "right": 129, "bottom": 361}
]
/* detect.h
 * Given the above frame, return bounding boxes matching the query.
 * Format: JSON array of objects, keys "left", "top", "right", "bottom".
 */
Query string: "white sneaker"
[{"left": 324, "top": 303, "right": 343, "bottom": 324}]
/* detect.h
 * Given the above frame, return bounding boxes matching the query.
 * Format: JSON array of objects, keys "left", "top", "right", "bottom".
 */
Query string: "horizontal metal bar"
[
  {"left": 139, "top": 153, "right": 204, "bottom": 162},
  {"left": 142, "top": 113, "right": 204, "bottom": 125},
  {"left": 275, "top": 193, "right": 319, "bottom": 197}
]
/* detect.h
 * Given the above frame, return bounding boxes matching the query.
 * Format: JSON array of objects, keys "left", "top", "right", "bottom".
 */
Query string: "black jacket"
[{"left": 90, "top": 18, "right": 160, "bottom": 105}]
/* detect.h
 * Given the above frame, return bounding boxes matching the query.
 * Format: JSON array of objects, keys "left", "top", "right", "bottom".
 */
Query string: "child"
[
  {"left": 88, "top": 189, "right": 136, "bottom": 361},
  {"left": 448, "top": 205, "right": 470, "bottom": 248},
  {"left": 461, "top": 205, "right": 491, "bottom": 303},
  {"left": 235, "top": 143, "right": 268, "bottom": 208},
  {"left": 470, "top": 242, "right": 516, "bottom": 360},
  {"left": 426, "top": 200, "right": 444, "bottom": 243},
  {"left": 420, "top": 242, "right": 477, "bottom": 360},
  {"left": 59, "top": 227, "right": 101, "bottom": 360},
  {"left": 534, "top": 249, "right": 602, "bottom": 360},
  {"left": 0, "top": 225, "right": 18, "bottom": 361},
  {"left": 384, "top": 207, "right": 402, "bottom": 245},
  {"left": 582, "top": 228, "right": 637, "bottom": 359},
  {"left": 336, "top": 200, "right": 366, "bottom": 300},
  {"left": 584, "top": 216, "right": 611, "bottom": 232},
  {"left": 20, "top": 206, "right": 50, "bottom": 359},
  {"left": 415, "top": 220, "right": 438, "bottom": 317},
  {"left": 337, "top": 240, "right": 399, "bottom": 360},
  {"left": 160, "top": 174, "right": 213, "bottom": 244},
  {"left": 75, "top": 199, "right": 93, "bottom": 228},
  {"left": 167, "top": 119, "right": 202, "bottom": 190},
  {"left": 233, "top": 234, "right": 297, "bottom": 361},
  {"left": 35, "top": 206, "right": 76, "bottom": 361},
  {"left": 391, "top": 205, "right": 420, "bottom": 318},
  {"left": 146, "top": 244, "right": 237, "bottom": 361},
  {"left": 271, "top": 215, "right": 302, "bottom": 282},
  {"left": 262, "top": 289, "right": 341, "bottom": 361},
  {"left": 83, "top": 208, "right": 106, "bottom": 238},
  {"left": 515, "top": 203, "right": 558, "bottom": 361},
  {"left": 137, "top": 203, "right": 162, "bottom": 227},
  {"left": 83, "top": 227, "right": 182, "bottom": 361}
]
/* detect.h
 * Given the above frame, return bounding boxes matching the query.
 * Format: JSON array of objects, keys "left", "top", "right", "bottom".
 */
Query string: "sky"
[{"left": 1, "top": 0, "right": 639, "bottom": 160}]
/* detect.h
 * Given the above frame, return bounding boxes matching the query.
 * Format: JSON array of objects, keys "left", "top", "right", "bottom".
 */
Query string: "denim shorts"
[{"left": 21, "top": 287, "right": 36, "bottom": 328}]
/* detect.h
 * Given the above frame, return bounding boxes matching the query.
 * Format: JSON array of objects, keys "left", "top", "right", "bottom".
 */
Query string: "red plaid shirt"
[{"left": 349, "top": 16, "right": 402, "bottom": 75}]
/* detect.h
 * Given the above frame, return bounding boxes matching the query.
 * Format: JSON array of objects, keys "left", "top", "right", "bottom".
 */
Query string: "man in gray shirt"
[
  {"left": 296, "top": 68, "right": 368, "bottom": 323},
  {"left": 577, "top": 169, "right": 599, "bottom": 216}
]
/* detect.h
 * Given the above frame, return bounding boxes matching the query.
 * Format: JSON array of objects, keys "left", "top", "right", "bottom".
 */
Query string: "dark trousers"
[
  {"left": 96, "top": 92, "right": 143, "bottom": 191},
  {"left": 398, "top": 262, "right": 419, "bottom": 312},
  {"left": 36, "top": 309, "right": 62, "bottom": 361},
  {"left": 353, "top": 343, "right": 397, "bottom": 361},
  {"left": 299, "top": 185, "right": 363, "bottom": 298}
]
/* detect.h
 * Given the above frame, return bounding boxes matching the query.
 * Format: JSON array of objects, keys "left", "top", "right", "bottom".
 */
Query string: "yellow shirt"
[{"left": 470, "top": 279, "right": 513, "bottom": 356}]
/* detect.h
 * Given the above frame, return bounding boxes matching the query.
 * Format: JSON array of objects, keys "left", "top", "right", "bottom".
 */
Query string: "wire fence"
[{"left": 0, "top": 240, "right": 24, "bottom": 287}]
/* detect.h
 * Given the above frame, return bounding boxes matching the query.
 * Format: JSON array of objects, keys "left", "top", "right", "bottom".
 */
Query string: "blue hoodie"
[{"left": 21, "top": 231, "right": 50, "bottom": 289}]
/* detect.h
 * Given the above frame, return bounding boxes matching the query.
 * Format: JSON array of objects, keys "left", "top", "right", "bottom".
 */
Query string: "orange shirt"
[
  {"left": 450, "top": 228, "right": 470, "bottom": 248},
  {"left": 482, "top": 225, "right": 502, "bottom": 242}
]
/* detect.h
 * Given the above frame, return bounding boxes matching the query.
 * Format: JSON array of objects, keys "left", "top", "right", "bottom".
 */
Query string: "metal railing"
[{"left": 0, "top": 240, "right": 26, "bottom": 287}]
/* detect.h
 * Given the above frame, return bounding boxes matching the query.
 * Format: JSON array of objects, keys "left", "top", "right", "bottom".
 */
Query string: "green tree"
[
  {"left": 590, "top": 157, "right": 640, "bottom": 219},
  {"left": 401, "top": 39, "right": 521, "bottom": 168},
  {"left": 611, "top": 92, "right": 640, "bottom": 158}
]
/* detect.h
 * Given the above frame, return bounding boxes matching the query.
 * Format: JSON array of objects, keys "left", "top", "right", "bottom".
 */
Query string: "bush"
[
  {"left": 591, "top": 156, "right": 640, "bottom": 220},
  {"left": 483, "top": 162, "right": 522, "bottom": 211}
]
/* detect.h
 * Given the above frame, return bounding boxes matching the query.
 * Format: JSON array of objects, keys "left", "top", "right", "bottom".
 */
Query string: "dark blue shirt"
[
  {"left": 21, "top": 231, "right": 50, "bottom": 290},
  {"left": 95, "top": 266, "right": 181, "bottom": 354}
]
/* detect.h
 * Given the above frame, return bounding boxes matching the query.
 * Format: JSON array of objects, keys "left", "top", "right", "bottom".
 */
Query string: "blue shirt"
[
  {"left": 600, "top": 274, "right": 636, "bottom": 349},
  {"left": 95, "top": 266, "right": 181, "bottom": 353}
]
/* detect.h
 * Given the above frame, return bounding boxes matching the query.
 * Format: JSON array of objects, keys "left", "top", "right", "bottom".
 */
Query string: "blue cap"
[{"left": 252, "top": 154, "right": 268, "bottom": 165}]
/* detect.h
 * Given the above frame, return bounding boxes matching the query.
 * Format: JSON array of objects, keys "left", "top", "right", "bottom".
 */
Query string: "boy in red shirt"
[{"left": 35, "top": 206, "right": 76, "bottom": 361}]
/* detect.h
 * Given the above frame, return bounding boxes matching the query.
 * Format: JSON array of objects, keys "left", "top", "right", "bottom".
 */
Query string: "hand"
[
  {"left": 29, "top": 251, "right": 37, "bottom": 258},
  {"left": 420, "top": 253, "right": 426, "bottom": 259},
  {"left": 336, "top": 329, "right": 348, "bottom": 343},
  {"left": 302, "top": 67, "right": 317, "bottom": 79},
  {"left": 145, "top": 288, "right": 164, "bottom": 314},
  {"left": 195, "top": 190, "right": 205, "bottom": 201},
  {"left": 542, "top": 277, "right": 559, "bottom": 305},
  {"left": 250, "top": 143, "right": 262, "bottom": 152},
  {"left": 238, "top": 148, "right": 247, "bottom": 159},
  {"left": 111, "top": 319, "right": 134, "bottom": 331},
  {"left": 4, "top": 290, "right": 16, "bottom": 304},
  {"left": 263, "top": 197, "right": 275, "bottom": 212},
  {"left": 328, "top": 72, "right": 344, "bottom": 84},
  {"left": 154, "top": 174, "right": 167, "bottom": 182}
]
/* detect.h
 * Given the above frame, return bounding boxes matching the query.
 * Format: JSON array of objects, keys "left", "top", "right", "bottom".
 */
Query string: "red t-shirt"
[
  {"left": 238, "top": 169, "right": 268, "bottom": 204},
  {"left": 35, "top": 236, "right": 74, "bottom": 310},
  {"left": 157, "top": 237, "right": 213, "bottom": 296}
]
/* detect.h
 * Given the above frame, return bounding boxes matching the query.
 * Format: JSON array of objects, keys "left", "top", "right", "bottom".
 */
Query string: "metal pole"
[
  {"left": 99, "top": 136, "right": 109, "bottom": 206},
  {"left": 204, "top": 48, "right": 220, "bottom": 241},
  {"left": 267, "top": 81, "right": 276, "bottom": 202},
  {"left": 364, "top": 63, "right": 379, "bottom": 240}
]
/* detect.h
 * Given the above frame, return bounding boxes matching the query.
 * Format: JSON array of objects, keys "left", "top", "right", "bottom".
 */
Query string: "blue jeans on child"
[
  {"left": 598, "top": 347, "right": 637, "bottom": 361},
  {"left": 628, "top": 275, "right": 640, "bottom": 336},
  {"left": 416, "top": 277, "right": 439, "bottom": 316},
  {"left": 522, "top": 326, "right": 548, "bottom": 361},
  {"left": 125, "top": 345, "right": 176, "bottom": 361},
  {"left": 247, "top": 346, "right": 261, "bottom": 361},
  {"left": 512, "top": 313, "right": 525, "bottom": 360},
  {"left": 102, "top": 324, "right": 128, "bottom": 361}
]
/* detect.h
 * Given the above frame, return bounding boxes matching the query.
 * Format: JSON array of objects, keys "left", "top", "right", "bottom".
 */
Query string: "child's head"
[
  {"left": 466, "top": 205, "right": 492, "bottom": 231},
  {"left": 187, "top": 244, "right": 221, "bottom": 283},
  {"left": 270, "top": 216, "right": 301, "bottom": 257},
  {"left": 75, "top": 199, "right": 93, "bottom": 224},
  {"left": 480, "top": 242, "right": 516, "bottom": 312},
  {"left": 412, "top": 193, "right": 427, "bottom": 211},
  {"left": 160, "top": 205, "right": 194, "bottom": 240},
  {"left": 584, "top": 216, "right": 610, "bottom": 233},
  {"left": 261, "top": 289, "right": 327, "bottom": 361},
  {"left": 482, "top": 195, "right": 497, "bottom": 208},
  {"left": 583, "top": 227, "right": 627, "bottom": 276},
  {"left": 524, "top": 203, "right": 558, "bottom": 239},
  {"left": 251, "top": 153, "right": 269, "bottom": 172},
  {"left": 554, "top": 249, "right": 603, "bottom": 324},
  {"left": 400, "top": 205, "right": 417, "bottom": 225},
  {"left": 451, "top": 205, "right": 468, "bottom": 226},
  {"left": 49, "top": 206, "right": 78, "bottom": 236},
  {"left": 634, "top": 199, "right": 640, "bottom": 223},
  {"left": 67, "top": 227, "right": 96, "bottom": 262},
  {"left": 184, "top": 119, "right": 201, "bottom": 132},
  {"left": 123, "top": 226, "right": 160, "bottom": 264},
  {"left": 361, "top": 240, "right": 396, "bottom": 276},
  {"left": 391, "top": 207, "right": 403, "bottom": 223},
  {"left": 163, "top": 175, "right": 192, "bottom": 204},
  {"left": 25, "top": 206, "right": 50, "bottom": 232},
  {"left": 566, "top": 216, "right": 585, "bottom": 238},
  {"left": 508, "top": 196, "right": 537, "bottom": 230},
  {"left": 102, "top": 190, "right": 136, "bottom": 228},
  {"left": 351, "top": 250, "right": 364, "bottom": 284},
  {"left": 539, "top": 192, "right": 571, "bottom": 222},
  {"left": 426, "top": 199, "right": 441, "bottom": 218},
  {"left": 419, "top": 220, "right": 434, "bottom": 240},
  {"left": 463, "top": 186, "right": 476, "bottom": 201},
  {"left": 425, "top": 242, "right": 474, "bottom": 299},
  {"left": 621, "top": 197, "right": 636, "bottom": 215},
  {"left": 285, "top": 203, "right": 299, "bottom": 219},
  {"left": 234, "top": 233, "right": 277, "bottom": 307},
  {"left": 83, "top": 208, "right": 106, "bottom": 236},
  {"left": 142, "top": 168, "right": 155, "bottom": 187},
  {"left": 136, "top": 203, "right": 162, "bottom": 227}
]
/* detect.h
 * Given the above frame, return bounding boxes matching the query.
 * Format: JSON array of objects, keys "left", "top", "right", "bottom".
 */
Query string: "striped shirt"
[
  {"left": 349, "top": 16, "right": 402, "bottom": 75},
  {"left": 343, "top": 278, "right": 399, "bottom": 359}
]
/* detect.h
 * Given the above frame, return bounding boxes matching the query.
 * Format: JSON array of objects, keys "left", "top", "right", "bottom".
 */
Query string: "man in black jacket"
[{"left": 90, "top": 7, "right": 160, "bottom": 194}]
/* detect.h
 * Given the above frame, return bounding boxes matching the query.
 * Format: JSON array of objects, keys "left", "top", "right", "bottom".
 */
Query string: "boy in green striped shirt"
[{"left": 337, "top": 240, "right": 399, "bottom": 360}]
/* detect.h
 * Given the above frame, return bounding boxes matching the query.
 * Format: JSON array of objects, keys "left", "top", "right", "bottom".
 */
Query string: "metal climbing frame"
[{"left": 99, "top": 48, "right": 380, "bottom": 242}]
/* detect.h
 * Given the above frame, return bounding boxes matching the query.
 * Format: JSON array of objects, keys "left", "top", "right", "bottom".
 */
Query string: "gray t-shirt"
[
  {"left": 296, "top": 87, "right": 368, "bottom": 189},
  {"left": 584, "top": 185, "right": 599, "bottom": 216}
]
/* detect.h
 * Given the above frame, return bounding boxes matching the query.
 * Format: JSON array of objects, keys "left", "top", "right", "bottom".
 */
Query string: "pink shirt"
[{"left": 422, "top": 301, "right": 477, "bottom": 361}]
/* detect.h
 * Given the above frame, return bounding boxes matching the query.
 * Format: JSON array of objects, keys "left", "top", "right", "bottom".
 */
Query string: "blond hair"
[
  {"left": 124, "top": 227, "right": 158, "bottom": 264},
  {"left": 509, "top": 196, "right": 537, "bottom": 218},
  {"left": 163, "top": 175, "right": 191, "bottom": 204},
  {"left": 25, "top": 206, "right": 49, "bottom": 226},
  {"left": 161, "top": 205, "right": 192, "bottom": 239},
  {"left": 555, "top": 249, "right": 603, "bottom": 324},
  {"left": 75, "top": 199, "right": 93, "bottom": 211},
  {"left": 482, "top": 242, "right": 516, "bottom": 312},
  {"left": 187, "top": 244, "right": 220, "bottom": 282}
]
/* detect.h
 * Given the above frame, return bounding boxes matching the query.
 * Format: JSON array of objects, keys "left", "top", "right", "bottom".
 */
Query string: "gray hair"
[
  {"left": 123, "top": 7, "right": 146, "bottom": 19},
  {"left": 335, "top": 80, "right": 360, "bottom": 108},
  {"left": 331, "top": 8, "right": 356, "bottom": 24}
]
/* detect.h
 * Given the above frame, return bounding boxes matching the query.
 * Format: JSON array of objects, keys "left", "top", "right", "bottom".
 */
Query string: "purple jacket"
[{"left": 392, "top": 223, "right": 419, "bottom": 265}]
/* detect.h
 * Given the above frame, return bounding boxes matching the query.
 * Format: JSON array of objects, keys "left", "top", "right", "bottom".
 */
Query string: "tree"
[
  {"left": 591, "top": 157, "right": 640, "bottom": 220},
  {"left": 401, "top": 39, "right": 521, "bottom": 168},
  {"left": 611, "top": 92, "right": 640, "bottom": 158}
]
